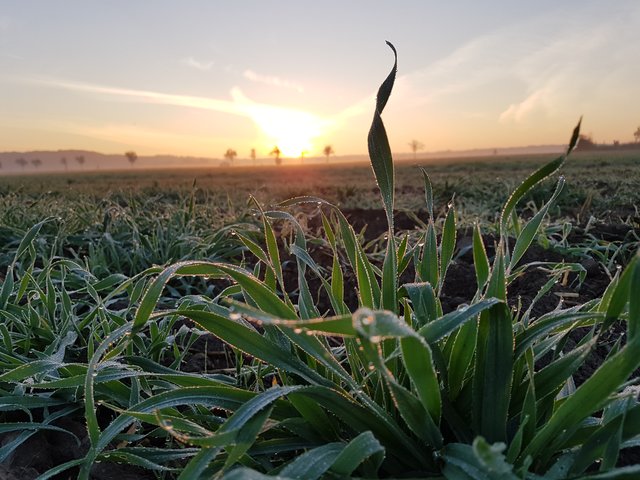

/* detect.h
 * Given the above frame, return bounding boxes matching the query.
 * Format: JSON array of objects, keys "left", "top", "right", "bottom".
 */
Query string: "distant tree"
[
  {"left": 634, "top": 126, "right": 640, "bottom": 143},
  {"left": 408, "top": 139, "right": 424, "bottom": 160},
  {"left": 15, "top": 157, "right": 27, "bottom": 170},
  {"left": 250, "top": 148, "right": 257, "bottom": 165},
  {"left": 270, "top": 146, "right": 282, "bottom": 166},
  {"left": 323, "top": 145, "right": 334, "bottom": 163},
  {"left": 61, "top": 157, "right": 68, "bottom": 171},
  {"left": 0, "top": 160, "right": 2, "bottom": 169},
  {"left": 576, "top": 134, "right": 596, "bottom": 151},
  {"left": 125, "top": 151, "right": 138, "bottom": 167},
  {"left": 223, "top": 148, "right": 237, "bottom": 166},
  {"left": 31, "top": 158, "right": 42, "bottom": 169},
  {"left": 75, "top": 155, "right": 85, "bottom": 169},
  {"left": 300, "top": 151, "right": 307, "bottom": 164}
]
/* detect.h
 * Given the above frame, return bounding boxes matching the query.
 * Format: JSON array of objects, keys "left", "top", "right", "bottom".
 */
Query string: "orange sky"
[{"left": 1, "top": 1, "right": 639, "bottom": 159}]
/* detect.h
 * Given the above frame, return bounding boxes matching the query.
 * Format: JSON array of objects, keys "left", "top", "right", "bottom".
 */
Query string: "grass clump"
[{"left": 1, "top": 43, "right": 639, "bottom": 479}]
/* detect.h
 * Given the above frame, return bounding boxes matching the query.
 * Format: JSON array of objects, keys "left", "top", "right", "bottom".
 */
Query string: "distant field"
[
  {"left": 2, "top": 150, "right": 639, "bottom": 224},
  {"left": 1, "top": 146, "right": 640, "bottom": 478}
]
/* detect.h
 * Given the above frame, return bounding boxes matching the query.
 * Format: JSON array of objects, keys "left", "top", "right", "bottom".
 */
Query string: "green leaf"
[
  {"left": 421, "top": 168, "right": 434, "bottom": 220},
  {"left": 330, "top": 431, "right": 384, "bottom": 476},
  {"left": 440, "top": 206, "right": 457, "bottom": 292},
  {"left": 280, "top": 443, "right": 344, "bottom": 480},
  {"left": 509, "top": 177, "right": 565, "bottom": 270},
  {"left": 400, "top": 335, "right": 441, "bottom": 423},
  {"left": 368, "top": 41, "right": 397, "bottom": 231},
  {"left": 500, "top": 118, "right": 581, "bottom": 239}
]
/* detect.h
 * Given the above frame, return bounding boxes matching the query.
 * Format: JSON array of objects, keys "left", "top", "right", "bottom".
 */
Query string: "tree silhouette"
[
  {"left": 31, "top": 158, "right": 42, "bottom": 169},
  {"left": 323, "top": 145, "right": 334, "bottom": 163},
  {"left": 634, "top": 126, "right": 640, "bottom": 143},
  {"left": 0, "top": 160, "right": 2, "bottom": 169},
  {"left": 75, "top": 155, "right": 85, "bottom": 169},
  {"left": 408, "top": 140, "right": 424, "bottom": 160},
  {"left": 250, "top": 148, "right": 257, "bottom": 165},
  {"left": 125, "top": 151, "right": 138, "bottom": 167},
  {"left": 15, "top": 158, "right": 27, "bottom": 170},
  {"left": 270, "top": 146, "right": 282, "bottom": 166},
  {"left": 61, "top": 157, "right": 68, "bottom": 171},
  {"left": 224, "top": 148, "right": 237, "bottom": 166}
]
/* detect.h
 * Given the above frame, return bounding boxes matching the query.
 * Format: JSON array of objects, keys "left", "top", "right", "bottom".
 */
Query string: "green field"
[{"left": 1, "top": 69, "right": 640, "bottom": 478}]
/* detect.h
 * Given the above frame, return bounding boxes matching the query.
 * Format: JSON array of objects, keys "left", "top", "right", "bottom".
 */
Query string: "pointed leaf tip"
[{"left": 567, "top": 116, "right": 582, "bottom": 154}]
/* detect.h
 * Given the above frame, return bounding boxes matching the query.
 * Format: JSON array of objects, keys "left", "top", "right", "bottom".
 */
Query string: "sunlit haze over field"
[{"left": 1, "top": 1, "right": 639, "bottom": 162}]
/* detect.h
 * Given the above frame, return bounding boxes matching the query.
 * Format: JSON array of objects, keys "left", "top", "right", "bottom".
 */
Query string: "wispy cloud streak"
[
  {"left": 243, "top": 69, "right": 304, "bottom": 93},
  {"left": 181, "top": 56, "right": 215, "bottom": 71}
]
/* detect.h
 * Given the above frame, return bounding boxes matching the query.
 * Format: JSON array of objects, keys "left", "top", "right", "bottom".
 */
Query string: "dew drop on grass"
[
  {"left": 293, "top": 328, "right": 303, "bottom": 334},
  {"left": 163, "top": 420, "right": 174, "bottom": 430},
  {"left": 305, "top": 330, "right": 313, "bottom": 336},
  {"left": 91, "top": 372, "right": 98, "bottom": 377},
  {"left": 370, "top": 335, "right": 382, "bottom": 344},
  {"left": 229, "top": 313, "right": 241, "bottom": 321},
  {"left": 362, "top": 314, "right": 374, "bottom": 326},
  {"left": 456, "top": 303, "right": 469, "bottom": 312}
]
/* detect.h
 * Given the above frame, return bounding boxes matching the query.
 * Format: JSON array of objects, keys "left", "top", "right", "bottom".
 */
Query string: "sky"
[{"left": 1, "top": 1, "right": 639, "bottom": 160}]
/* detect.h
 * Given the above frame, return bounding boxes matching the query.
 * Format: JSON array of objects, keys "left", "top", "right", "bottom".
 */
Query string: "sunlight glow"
[{"left": 231, "top": 88, "right": 330, "bottom": 157}]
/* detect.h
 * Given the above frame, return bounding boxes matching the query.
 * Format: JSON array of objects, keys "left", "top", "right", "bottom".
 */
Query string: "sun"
[
  {"left": 249, "top": 105, "right": 324, "bottom": 157},
  {"left": 231, "top": 88, "right": 330, "bottom": 158}
]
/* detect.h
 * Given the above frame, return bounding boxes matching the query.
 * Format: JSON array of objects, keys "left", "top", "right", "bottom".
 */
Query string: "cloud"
[
  {"left": 20, "top": 76, "right": 332, "bottom": 156},
  {"left": 181, "top": 56, "right": 215, "bottom": 71},
  {"left": 499, "top": 87, "right": 551, "bottom": 123},
  {"left": 398, "top": 2, "right": 640, "bottom": 125},
  {"left": 243, "top": 69, "right": 304, "bottom": 93}
]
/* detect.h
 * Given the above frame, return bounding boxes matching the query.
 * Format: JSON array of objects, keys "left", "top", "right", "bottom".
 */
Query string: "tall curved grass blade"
[
  {"left": 500, "top": 118, "right": 581, "bottom": 239},
  {"left": 368, "top": 41, "right": 397, "bottom": 231}
]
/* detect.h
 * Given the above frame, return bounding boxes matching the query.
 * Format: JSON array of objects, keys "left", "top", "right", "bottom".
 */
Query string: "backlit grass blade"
[
  {"left": 509, "top": 176, "right": 565, "bottom": 271},
  {"left": 133, "top": 261, "right": 297, "bottom": 333},
  {"left": 421, "top": 168, "right": 434, "bottom": 220},
  {"left": 419, "top": 297, "right": 501, "bottom": 344},
  {"left": 439, "top": 206, "right": 457, "bottom": 292},
  {"left": 500, "top": 118, "right": 581, "bottom": 239},
  {"left": 173, "top": 309, "right": 331, "bottom": 386},
  {"left": 473, "top": 223, "right": 490, "bottom": 290},
  {"left": 12, "top": 217, "right": 53, "bottom": 266},
  {"left": 368, "top": 41, "right": 397, "bottom": 231},
  {"left": 420, "top": 222, "right": 439, "bottom": 286}
]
